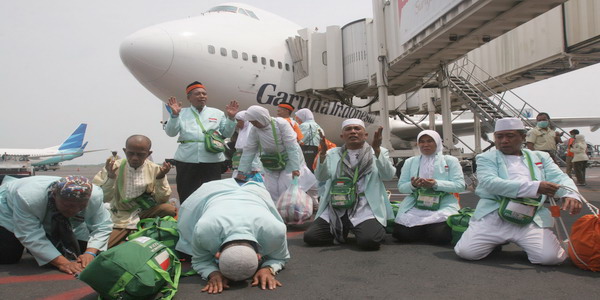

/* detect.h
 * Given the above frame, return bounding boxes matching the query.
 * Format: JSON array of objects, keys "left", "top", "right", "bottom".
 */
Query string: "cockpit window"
[{"left": 207, "top": 6, "right": 259, "bottom": 20}]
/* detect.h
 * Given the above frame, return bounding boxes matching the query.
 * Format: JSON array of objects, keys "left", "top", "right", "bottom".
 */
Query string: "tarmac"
[{"left": 1, "top": 165, "right": 599, "bottom": 299}]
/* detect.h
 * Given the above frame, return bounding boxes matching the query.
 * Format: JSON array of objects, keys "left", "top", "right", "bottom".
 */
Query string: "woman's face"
[{"left": 418, "top": 135, "right": 437, "bottom": 156}]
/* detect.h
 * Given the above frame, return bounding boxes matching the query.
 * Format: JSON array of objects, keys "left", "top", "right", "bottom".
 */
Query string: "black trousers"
[
  {"left": 0, "top": 226, "right": 88, "bottom": 264},
  {"left": 175, "top": 161, "right": 223, "bottom": 203},
  {"left": 304, "top": 217, "right": 385, "bottom": 250},
  {"left": 392, "top": 221, "right": 452, "bottom": 245}
]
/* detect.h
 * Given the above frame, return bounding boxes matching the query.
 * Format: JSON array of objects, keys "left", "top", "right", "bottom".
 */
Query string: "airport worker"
[
  {"left": 393, "top": 130, "right": 465, "bottom": 245},
  {"left": 571, "top": 134, "right": 589, "bottom": 186},
  {"left": 231, "top": 110, "right": 262, "bottom": 179},
  {"left": 175, "top": 178, "right": 289, "bottom": 294},
  {"left": 454, "top": 118, "right": 582, "bottom": 265},
  {"left": 295, "top": 108, "right": 323, "bottom": 172},
  {"left": 303, "top": 119, "right": 396, "bottom": 250},
  {"left": 237, "top": 105, "right": 316, "bottom": 203},
  {"left": 276, "top": 102, "right": 304, "bottom": 143},
  {"left": 0, "top": 175, "right": 111, "bottom": 274},
  {"left": 564, "top": 129, "right": 579, "bottom": 178},
  {"left": 92, "top": 135, "right": 176, "bottom": 248},
  {"left": 165, "top": 81, "right": 239, "bottom": 202},
  {"left": 526, "top": 112, "right": 562, "bottom": 163}
]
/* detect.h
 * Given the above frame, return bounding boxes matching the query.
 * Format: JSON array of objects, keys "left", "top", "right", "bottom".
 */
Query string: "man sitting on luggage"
[
  {"left": 454, "top": 118, "right": 582, "bottom": 265},
  {"left": 0, "top": 176, "right": 112, "bottom": 275},
  {"left": 93, "top": 135, "right": 176, "bottom": 248},
  {"left": 176, "top": 178, "right": 289, "bottom": 294}
]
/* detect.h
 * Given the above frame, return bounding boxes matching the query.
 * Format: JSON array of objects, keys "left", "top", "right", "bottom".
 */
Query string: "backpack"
[
  {"left": 78, "top": 237, "right": 181, "bottom": 300},
  {"left": 446, "top": 207, "right": 475, "bottom": 245},
  {"left": 568, "top": 214, "right": 600, "bottom": 271},
  {"left": 128, "top": 216, "right": 179, "bottom": 253}
]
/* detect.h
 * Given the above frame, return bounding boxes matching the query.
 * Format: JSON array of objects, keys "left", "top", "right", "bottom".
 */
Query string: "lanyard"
[{"left": 523, "top": 151, "right": 537, "bottom": 181}]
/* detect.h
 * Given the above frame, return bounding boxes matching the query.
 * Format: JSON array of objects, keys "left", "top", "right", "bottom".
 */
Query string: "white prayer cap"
[
  {"left": 494, "top": 118, "right": 525, "bottom": 132},
  {"left": 341, "top": 118, "right": 365, "bottom": 129},
  {"left": 218, "top": 245, "right": 258, "bottom": 281},
  {"left": 235, "top": 110, "right": 247, "bottom": 121}
]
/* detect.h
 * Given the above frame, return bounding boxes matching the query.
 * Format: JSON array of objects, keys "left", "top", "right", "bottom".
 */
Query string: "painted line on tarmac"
[
  {"left": 0, "top": 273, "right": 74, "bottom": 284},
  {"left": 41, "top": 286, "right": 95, "bottom": 300}
]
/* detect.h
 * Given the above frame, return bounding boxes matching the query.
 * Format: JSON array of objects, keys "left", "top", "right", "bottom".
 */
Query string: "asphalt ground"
[{"left": 1, "top": 165, "right": 599, "bottom": 299}]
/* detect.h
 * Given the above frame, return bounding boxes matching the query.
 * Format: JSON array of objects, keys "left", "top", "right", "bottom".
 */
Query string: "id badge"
[
  {"left": 417, "top": 194, "right": 440, "bottom": 208},
  {"left": 506, "top": 201, "right": 536, "bottom": 217}
]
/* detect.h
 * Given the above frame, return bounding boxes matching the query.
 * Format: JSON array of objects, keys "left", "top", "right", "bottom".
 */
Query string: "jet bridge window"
[
  {"left": 220, "top": 47, "right": 227, "bottom": 56},
  {"left": 242, "top": 52, "right": 248, "bottom": 61},
  {"left": 208, "top": 45, "right": 215, "bottom": 54},
  {"left": 232, "top": 50, "right": 238, "bottom": 59}
]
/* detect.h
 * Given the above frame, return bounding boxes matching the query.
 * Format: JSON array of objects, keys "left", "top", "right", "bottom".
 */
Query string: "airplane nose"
[{"left": 120, "top": 26, "right": 173, "bottom": 82}]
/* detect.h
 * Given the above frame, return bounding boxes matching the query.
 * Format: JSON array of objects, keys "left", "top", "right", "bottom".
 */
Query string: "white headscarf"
[
  {"left": 416, "top": 130, "right": 443, "bottom": 179},
  {"left": 234, "top": 110, "right": 252, "bottom": 149},
  {"left": 245, "top": 105, "right": 272, "bottom": 128},
  {"left": 295, "top": 108, "right": 314, "bottom": 123}
]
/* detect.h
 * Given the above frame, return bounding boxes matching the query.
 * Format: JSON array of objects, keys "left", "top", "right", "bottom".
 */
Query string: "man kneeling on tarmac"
[{"left": 176, "top": 178, "right": 289, "bottom": 294}]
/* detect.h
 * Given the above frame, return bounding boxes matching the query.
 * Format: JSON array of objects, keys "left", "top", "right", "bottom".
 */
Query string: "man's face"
[
  {"left": 123, "top": 141, "right": 151, "bottom": 169},
  {"left": 276, "top": 107, "right": 290, "bottom": 118},
  {"left": 494, "top": 130, "right": 525, "bottom": 155},
  {"left": 341, "top": 125, "right": 368, "bottom": 149},
  {"left": 54, "top": 194, "right": 89, "bottom": 218},
  {"left": 236, "top": 119, "right": 245, "bottom": 129},
  {"left": 536, "top": 114, "right": 549, "bottom": 122},
  {"left": 187, "top": 88, "right": 208, "bottom": 110}
]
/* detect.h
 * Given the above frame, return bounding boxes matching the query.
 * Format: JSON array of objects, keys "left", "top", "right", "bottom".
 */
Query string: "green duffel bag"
[
  {"left": 446, "top": 207, "right": 475, "bottom": 245},
  {"left": 78, "top": 237, "right": 181, "bottom": 300},
  {"left": 128, "top": 216, "right": 179, "bottom": 253},
  {"left": 204, "top": 129, "right": 226, "bottom": 153}
]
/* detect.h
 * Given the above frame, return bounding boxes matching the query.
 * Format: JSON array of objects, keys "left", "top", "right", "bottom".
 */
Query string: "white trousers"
[{"left": 454, "top": 212, "right": 566, "bottom": 265}]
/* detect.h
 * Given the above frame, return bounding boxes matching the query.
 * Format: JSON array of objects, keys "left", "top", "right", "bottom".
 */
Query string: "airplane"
[
  {"left": 119, "top": 2, "right": 600, "bottom": 153},
  {"left": 0, "top": 124, "right": 105, "bottom": 171}
]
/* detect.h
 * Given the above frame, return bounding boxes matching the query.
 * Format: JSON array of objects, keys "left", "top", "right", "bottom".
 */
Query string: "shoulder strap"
[
  {"left": 270, "top": 119, "right": 281, "bottom": 153},
  {"left": 116, "top": 159, "right": 131, "bottom": 201},
  {"left": 523, "top": 151, "right": 537, "bottom": 181},
  {"left": 190, "top": 108, "right": 207, "bottom": 134}
]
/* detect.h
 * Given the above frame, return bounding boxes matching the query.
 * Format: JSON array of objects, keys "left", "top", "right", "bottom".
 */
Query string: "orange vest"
[
  {"left": 284, "top": 117, "right": 304, "bottom": 142},
  {"left": 566, "top": 137, "right": 575, "bottom": 157}
]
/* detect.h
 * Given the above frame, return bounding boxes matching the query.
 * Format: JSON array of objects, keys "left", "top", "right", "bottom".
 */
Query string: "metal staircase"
[{"left": 446, "top": 57, "right": 542, "bottom": 133}]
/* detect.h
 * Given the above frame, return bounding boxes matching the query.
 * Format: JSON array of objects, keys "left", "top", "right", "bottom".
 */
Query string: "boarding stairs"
[{"left": 446, "top": 57, "right": 543, "bottom": 133}]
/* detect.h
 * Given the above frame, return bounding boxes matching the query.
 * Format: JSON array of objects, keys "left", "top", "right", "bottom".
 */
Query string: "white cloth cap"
[
  {"left": 218, "top": 245, "right": 258, "bottom": 281},
  {"left": 341, "top": 118, "right": 365, "bottom": 129},
  {"left": 235, "top": 110, "right": 247, "bottom": 121},
  {"left": 495, "top": 118, "right": 525, "bottom": 132}
]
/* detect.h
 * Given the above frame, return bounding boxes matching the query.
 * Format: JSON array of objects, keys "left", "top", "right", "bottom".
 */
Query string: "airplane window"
[
  {"left": 252, "top": 55, "right": 258, "bottom": 63},
  {"left": 261, "top": 57, "right": 266, "bottom": 65},
  {"left": 278, "top": 61, "right": 282, "bottom": 69},
  {"left": 322, "top": 51, "right": 327, "bottom": 66},
  {"left": 238, "top": 8, "right": 249, "bottom": 16},
  {"left": 285, "top": 63, "right": 290, "bottom": 71},
  {"left": 245, "top": 10, "right": 259, "bottom": 20},
  {"left": 232, "top": 50, "right": 238, "bottom": 59},
  {"left": 270, "top": 59, "right": 275, "bottom": 67},
  {"left": 242, "top": 52, "right": 248, "bottom": 61},
  {"left": 220, "top": 47, "right": 227, "bottom": 56},
  {"left": 208, "top": 45, "right": 215, "bottom": 54},
  {"left": 208, "top": 6, "right": 238, "bottom": 13}
]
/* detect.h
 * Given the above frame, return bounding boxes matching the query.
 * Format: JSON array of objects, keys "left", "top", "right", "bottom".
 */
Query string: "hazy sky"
[{"left": 1, "top": 0, "right": 599, "bottom": 165}]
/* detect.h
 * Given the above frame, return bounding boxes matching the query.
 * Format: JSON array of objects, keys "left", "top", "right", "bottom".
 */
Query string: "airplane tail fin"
[{"left": 58, "top": 123, "right": 87, "bottom": 150}]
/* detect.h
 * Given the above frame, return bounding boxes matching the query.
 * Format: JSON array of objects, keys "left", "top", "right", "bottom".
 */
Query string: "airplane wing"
[{"left": 539, "top": 117, "right": 600, "bottom": 132}]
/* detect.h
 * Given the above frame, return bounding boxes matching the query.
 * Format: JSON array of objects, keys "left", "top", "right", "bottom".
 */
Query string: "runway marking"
[
  {"left": 0, "top": 273, "right": 74, "bottom": 284},
  {"left": 41, "top": 286, "right": 95, "bottom": 300}
]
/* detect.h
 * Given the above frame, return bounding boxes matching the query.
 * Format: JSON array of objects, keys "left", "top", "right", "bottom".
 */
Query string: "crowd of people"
[{"left": 0, "top": 81, "right": 588, "bottom": 294}]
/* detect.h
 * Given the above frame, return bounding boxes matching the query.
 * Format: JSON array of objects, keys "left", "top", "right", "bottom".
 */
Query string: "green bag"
[
  {"left": 386, "top": 201, "right": 401, "bottom": 234},
  {"left": 330, "top": 152, "right": 360, "bottom": 209},
  {"left": 260, "top": 119, "right": 288, "bottom": 171},
  {"left": 414, "top": 188, "right": 447, "bottom": 211},
  {"left": 128, "top": 216, "right": 179, "bottom": 253},
  {"left": 231, "top": 150, "right": 242, "bottom": 169},
  {"left": 446, "top": 207, "right": 475, "bottom": 245},
  {"left": 191, "top": 108, "right": 226, "bottom": 153},
  {"left": 78, "top": 237, "right": 181, "bottom": 300},
  {"left": 497, "top": 151, "right": 542, "bottom": 225}
]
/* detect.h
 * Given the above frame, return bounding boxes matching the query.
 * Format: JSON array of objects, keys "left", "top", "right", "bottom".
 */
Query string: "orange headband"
[
  {"left": 186, "top": 84, "right": 205, "bottom": 94},
  {"left": 278, "top": 103, "right": 294, "bottom": 112}
]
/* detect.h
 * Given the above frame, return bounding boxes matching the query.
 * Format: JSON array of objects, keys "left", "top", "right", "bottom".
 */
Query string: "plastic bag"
[{"left": 276, "top": 177, "right": 313, "bottom": 224}]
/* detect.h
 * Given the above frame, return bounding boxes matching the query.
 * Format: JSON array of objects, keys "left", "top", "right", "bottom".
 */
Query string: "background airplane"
[
  {"left": 0, "top": 124, "right": 105, "bottom": 170},
  {"left": 119, "top": 2, "right": 600, "bottom": 153}
]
